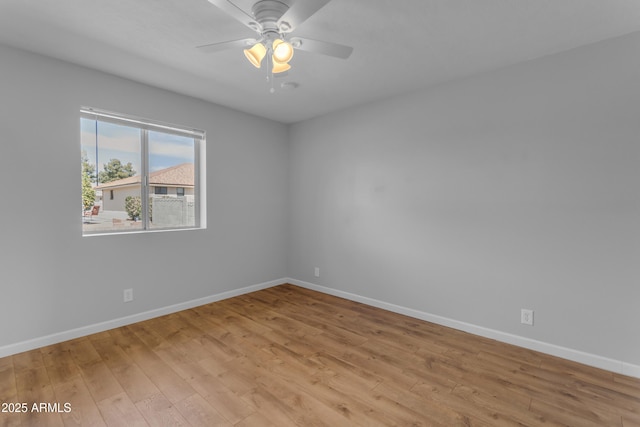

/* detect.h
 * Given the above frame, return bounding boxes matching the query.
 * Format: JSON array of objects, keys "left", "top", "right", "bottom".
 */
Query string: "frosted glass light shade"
[
  {"left": 244, "top": 43, "right": 267, "bottom": 68},
  {"left": 272, "top": 39, "right": 294, "bottom": 63},
  {"left": 272, "top": 60, "right": 291, "bottom": 73}
]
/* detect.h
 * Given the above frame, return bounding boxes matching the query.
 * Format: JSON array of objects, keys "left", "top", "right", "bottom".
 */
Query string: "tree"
[
  {"left": 98, "top": 158, "right": 136, "bottom": 184},
  {"left": 81, "top": 151, "right": 96, "bottom": 210},
  {"left": 81, "top": 150, "right": 95, "bottom": 182},
  {"left": 82, "top": 171, "right": 96, "bottom": 211}
]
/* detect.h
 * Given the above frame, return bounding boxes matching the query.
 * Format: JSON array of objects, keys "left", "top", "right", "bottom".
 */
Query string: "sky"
[{"left": 80, "top": 118, "right": 195, "bottom": 181}]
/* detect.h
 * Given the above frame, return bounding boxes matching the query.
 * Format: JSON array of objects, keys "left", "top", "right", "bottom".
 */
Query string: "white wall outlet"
[
  {"left": 314, "top": 267, "right": 320, "bottom": 278},
  {"left": 124, "top": 288, "right": 134, "bottom": 303},
  {"left": 521, "top": 309, "right": 534, "bottom": 326}
]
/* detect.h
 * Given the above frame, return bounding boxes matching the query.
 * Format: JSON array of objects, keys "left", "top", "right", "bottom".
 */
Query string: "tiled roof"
[{"left": 96, "top": 163, "right": 194, "bottom": 189}]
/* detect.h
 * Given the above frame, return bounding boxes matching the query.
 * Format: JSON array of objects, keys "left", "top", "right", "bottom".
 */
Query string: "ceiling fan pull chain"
[{"left": 267, "top": 48, "right": 275, "bottom": 93}]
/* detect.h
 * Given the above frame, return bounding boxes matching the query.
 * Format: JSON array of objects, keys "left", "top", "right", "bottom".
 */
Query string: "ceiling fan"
[{"left": 198, "top": 0, "right": 353, "bottom": 90}]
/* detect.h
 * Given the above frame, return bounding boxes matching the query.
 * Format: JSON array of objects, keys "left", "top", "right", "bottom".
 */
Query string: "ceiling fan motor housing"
[{"left": 252, "top": 0, "right": 290, "bottom": 37}]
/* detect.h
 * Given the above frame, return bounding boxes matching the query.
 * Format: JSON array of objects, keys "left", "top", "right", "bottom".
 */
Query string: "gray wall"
[
  {"left": 0, "top": 44, "right": 289, "bottom": 349},
  {"left": 288, "top": 32, "right": 640, "bottom": 365}
]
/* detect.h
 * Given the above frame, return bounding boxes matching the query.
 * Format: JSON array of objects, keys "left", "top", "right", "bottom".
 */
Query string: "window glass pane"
[
  {"left": 81, "top": 118, "right": 142, "bottom": 233},
  {"left": 148, "top": 130, "right": 196, "bottom": 229},
  {"left": 81, "top": 109, "right": 203, "bottom": 235}
]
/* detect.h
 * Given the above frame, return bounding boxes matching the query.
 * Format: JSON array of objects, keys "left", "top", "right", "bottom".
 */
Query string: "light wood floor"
[{"left": 1, "top": 284, "right": 639, "bottom": 426}]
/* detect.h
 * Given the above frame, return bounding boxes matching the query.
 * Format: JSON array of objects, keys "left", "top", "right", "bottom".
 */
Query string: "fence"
[{"left": 151, "top": 195, "right": 195, "bottom": 227}]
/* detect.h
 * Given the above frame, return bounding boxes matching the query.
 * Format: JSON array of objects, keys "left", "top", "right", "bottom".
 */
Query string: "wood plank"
[
  {"left": 623, "top": 413, "right": 640, "bottom": 427},
  {"left": 96, "top": 392, "right": 147, "bottom": 427},
  {"left": 0, "top": 411, "right": 22, "bottom": 426},
  {"left": 14, "top": 365, "right": 64, "bottom": 427},
  {"left": 234, "top": 411, "right": 282, "bottom": 427},
  {"left": 0, "top": 356, "right": 17, "bottom": 402},
  {"left": 113, "top": 327, "right": 196, "bottom": 404},
  {"left": 91, "top": 337, "right": 160, "bottom": 405},
  {"left": 135, "top": 392, "right": 189, "bottom": 426},
  {"left": 530, "top": 397, "right": 622, "bottom": 427},
  {"left": 0, "top": 357, "right": 20, "bottom": 427},
  {"left": 12, "top": 350, "right": 45, "bottom": 373},
  {"left": 201, "top": 386, "right": 256, "bottom": 425},
  {"left": 372, "top": 380, "right": 471, "bottom": 426},
  {"left": 251, "top": 372, "right": 365, "bottom": 427},
  {"left": 14, "top": 365, "right": 56, "bottom": 406},
  {"left": 76, "top": 360, "right": 124, "bottom": 403},
  {"left": 240, "top": 386, "right": 299, "bottom": 426},
  {"left": 51, "top": 376, "right": 106, "bottom": 427},
  {"left": 174, "top": 394, "right": 231, "bottom": 427},
  {"left": 40, "top": 342, "right": 82, "bottom": 386}
]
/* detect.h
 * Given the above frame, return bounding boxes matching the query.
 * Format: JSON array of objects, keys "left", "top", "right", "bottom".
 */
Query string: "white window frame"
[{"left": 81, "top": 107, "right": 206, "bottom": 235}]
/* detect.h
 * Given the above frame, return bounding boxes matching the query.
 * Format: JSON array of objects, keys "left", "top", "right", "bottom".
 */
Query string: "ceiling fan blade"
[
  {"left": 290, "top": 37, "right": 353, "bottom": 59},
  {"left": 277, "top": 0, "right": 331, "bottom": 33},
  {"left": 207, "top": 0, "right": 261, "bottom": 32},
  {"left": 197, "top": 38, "right": 257, "bottom": 53}
]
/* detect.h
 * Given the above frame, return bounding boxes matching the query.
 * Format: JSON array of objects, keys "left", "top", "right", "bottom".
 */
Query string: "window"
[{"left": 81, "top": 108, "right": 205, "bottom": 235}]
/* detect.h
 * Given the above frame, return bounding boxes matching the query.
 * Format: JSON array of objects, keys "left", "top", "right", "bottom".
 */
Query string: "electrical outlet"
[
  {"left": 521, "top": 309, "right": 534, "bottom": 326},
  {"left": 314, "top": 267, "right": 320, "bottom": 278},
  {"left": 124, "top": 288, "right": 134, "bottom": 303}
]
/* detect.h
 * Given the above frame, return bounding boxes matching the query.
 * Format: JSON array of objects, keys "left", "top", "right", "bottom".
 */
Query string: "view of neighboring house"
[{"left": 96, "top": 163, "right": 195, "bottom": 212}]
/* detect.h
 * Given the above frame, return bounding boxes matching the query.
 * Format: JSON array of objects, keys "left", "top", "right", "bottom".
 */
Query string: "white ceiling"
[{"left": 1, "top": 0, "right": 640, "bottom": 123}]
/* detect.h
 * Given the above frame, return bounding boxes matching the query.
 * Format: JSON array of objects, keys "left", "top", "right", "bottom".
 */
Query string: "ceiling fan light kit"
[
  {"left": 201, "top": 0, "right": 353, "bottom": 91},
  {"left": 244, "top": 38, "right": 294, "bottom": 72}
]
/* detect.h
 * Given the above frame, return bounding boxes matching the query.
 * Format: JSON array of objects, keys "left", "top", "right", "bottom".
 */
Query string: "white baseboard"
[
  {"left": 623, "top": 363, "right": 640, "bottom": 379},
  {"left": 0, "top": 278, "right": 285, "bottom": 359},
  {"left": 287, "top": 278, "right": 640, "bottom": 380}
]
